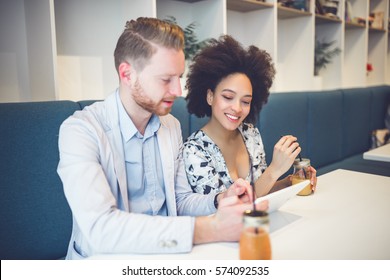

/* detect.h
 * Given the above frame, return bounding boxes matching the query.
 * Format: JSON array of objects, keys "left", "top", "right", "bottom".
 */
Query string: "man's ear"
[{"left": 118, "top": 62, "right": 133, "bottom": 84}]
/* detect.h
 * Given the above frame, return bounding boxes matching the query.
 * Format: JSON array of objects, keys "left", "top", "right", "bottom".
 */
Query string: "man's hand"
[
  {"left": 213, "top": 196, "right": 269, "bottom": 242},
  {"left": 194, "top": 192, "right": 269, "bottom": 244},
  {"left": 218, "top": 178, "right": 254, "bottom": 205}
]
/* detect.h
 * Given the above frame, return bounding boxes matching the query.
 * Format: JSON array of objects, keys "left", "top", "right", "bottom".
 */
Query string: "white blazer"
[{"left": 57, "top": 90, "right": 216, "bottom": 259}]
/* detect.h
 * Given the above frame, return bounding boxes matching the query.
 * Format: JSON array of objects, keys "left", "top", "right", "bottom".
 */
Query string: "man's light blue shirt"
[{"left": 117, "top": 94, "right": 167, "bottom": 216}]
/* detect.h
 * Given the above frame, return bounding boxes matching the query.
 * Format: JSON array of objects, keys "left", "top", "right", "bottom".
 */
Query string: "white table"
[
  {"left": 363, "top": 143, "right": 390, "bottom": 162},
  {"left": 89, "top": 169, "right": 390, "bottom": 260}
]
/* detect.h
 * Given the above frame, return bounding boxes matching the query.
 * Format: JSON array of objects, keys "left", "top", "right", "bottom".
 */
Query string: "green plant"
[
  {"left": 164, "top": 16, "right": 212, "bottom": 61},
  {"left": 314, "top": 38, "right": 341, "bottom": 75}
]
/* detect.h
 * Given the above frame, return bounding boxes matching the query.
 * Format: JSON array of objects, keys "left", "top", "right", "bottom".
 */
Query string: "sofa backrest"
[
  {"left": 0, "top": 101, "right": 79, "bottom": 259},
  {"left": 258, "top": 91, "right": 310, "bottom": 168},
  {"left": 262, "top": 87, "right": 389, "bottom": 169},
  {"left": 175, "top": 86, "right": 390, "bottom": 173}
]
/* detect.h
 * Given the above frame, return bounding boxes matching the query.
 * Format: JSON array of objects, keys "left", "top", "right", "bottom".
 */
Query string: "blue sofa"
[{"left": 1, "top": 85, "right": 389, "bottom": 260}]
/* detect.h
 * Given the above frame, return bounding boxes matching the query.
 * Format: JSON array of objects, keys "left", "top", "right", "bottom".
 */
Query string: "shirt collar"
[{"left": 116, "top": 93, "right": 161, "bottom": 142}]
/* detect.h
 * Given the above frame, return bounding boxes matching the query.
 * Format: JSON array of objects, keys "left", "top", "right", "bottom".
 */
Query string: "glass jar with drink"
[
  {"left": 239, "top": 209, "right": 271, "bottom": 260},
  {"left": 292, "top": 158, "right": 312, "bottom": 196}
]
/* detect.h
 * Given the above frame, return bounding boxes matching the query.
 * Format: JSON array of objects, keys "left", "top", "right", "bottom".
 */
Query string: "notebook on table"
[{"left": 255, "top": 180, "right": 310, "bottom": 213}]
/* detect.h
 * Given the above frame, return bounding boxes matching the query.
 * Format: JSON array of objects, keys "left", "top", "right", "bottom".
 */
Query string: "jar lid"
[
  {"left": 243, "top": 209, "right": 269, "bottom": 226},
  {"left": 293, "top": 158, "right": 310, "bottom": 167}
]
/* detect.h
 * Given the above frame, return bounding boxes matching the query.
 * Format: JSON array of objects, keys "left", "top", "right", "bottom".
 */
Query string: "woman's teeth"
[{"left": 226, "top": 113, "right": 239, "bottom": 120}]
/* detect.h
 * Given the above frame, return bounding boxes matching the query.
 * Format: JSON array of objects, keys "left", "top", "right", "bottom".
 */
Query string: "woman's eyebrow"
[
  {"left": 221, "top": 89, "right": 236, "bottom": 94},
  {"left": 221, "top": 89, "right": 252, "bottom": 98}
]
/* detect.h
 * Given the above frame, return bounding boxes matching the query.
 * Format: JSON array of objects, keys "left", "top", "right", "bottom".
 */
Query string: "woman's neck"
[{"left": 202, "top": 118, "right": 241, "bottom": 146}]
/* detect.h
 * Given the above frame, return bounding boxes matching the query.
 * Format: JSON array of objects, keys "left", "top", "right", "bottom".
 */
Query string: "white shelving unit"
[
  {"left": 388, "top": 2, "right": 390, "bottom": 84},
  {"left": 0, "top": 0, "right": 389, "bottom": 102},
  {"left": 343, "top": 0, "right": 368, "bottom": 88},
  {"left": 368, "top": 0, "right": 388, "bottom": 86}
]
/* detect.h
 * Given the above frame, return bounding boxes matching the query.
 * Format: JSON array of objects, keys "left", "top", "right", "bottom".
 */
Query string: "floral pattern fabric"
[{"left": 183, "top": 123, "right": 267, "bottom": 195}]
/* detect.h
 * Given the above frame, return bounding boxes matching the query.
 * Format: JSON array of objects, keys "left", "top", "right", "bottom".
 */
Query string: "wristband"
[{"left": 213, "top": 193, "right": 219, "bottom": 209}]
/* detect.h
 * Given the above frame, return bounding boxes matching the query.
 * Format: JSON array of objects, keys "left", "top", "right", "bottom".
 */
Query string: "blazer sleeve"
[{"left": 161, "top": 115, "right": 217, "bottom": 216}]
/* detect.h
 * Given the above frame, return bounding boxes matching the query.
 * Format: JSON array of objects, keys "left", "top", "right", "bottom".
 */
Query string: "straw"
[
  {"left": 249, "top": 156, "right": 256, "bottom": 211},
  {"left": 281, "top": 135, "right": 307, "bottom": 178},
  {"left": 249, "top": 156, "right": 258, "bottom": 234}
]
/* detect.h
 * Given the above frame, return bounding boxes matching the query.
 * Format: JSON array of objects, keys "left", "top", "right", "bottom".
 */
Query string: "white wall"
[
  {"left": 0, "top": 0, "right": 30, "bottom": 102},
  {"left": 25, "top": 0, "right": 57, "bottom": 101},
  {"left": 0, "top": 0, "right": 57, "bottom": 102},
  {"left": 55, "top": 0, "right": 155, "bottom": 101}
]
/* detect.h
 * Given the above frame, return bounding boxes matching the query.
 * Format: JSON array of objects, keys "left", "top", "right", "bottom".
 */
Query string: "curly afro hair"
[{"left": 185, "top": 35, "right": 275, "bottom": 124}]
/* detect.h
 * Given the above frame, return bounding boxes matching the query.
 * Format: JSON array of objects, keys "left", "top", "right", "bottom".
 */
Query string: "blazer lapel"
[
  {"left": 157, "top": 123, "right": 177, "bottom": 216},
  {"left": 104, "top": 92, "right": 129, "bottom": 211}
]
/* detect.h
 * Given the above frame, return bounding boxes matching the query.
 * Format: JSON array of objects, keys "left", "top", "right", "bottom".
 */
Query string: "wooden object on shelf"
[
  {"left": 315, "top": 13, "right": 342, "bottom": 24},
  {"left": 277, "top": 5, "right": 312, "bottom": 19},
  {"left": 175, "top": 0, "right": 205, "bottom": 2},
  {"left": 370, "top": 12, "right": 384, "bottom": 29},
  {"left": 345, "top": 21, "right": 366, "bottom": 30},
  {"left": 227, "top": 0, "right": 273, "bottom": 12}
]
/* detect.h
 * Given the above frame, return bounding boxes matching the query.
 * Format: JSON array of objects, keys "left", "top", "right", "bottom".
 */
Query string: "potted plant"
[
  {"left": 314, "top": 38, "right": 341, "bottom": 76},
  {"left": 164, "top": 16, "right": 212, "bottom": 61}
]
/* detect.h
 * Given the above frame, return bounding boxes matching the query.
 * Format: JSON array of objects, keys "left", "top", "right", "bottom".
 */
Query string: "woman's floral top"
[{"left": 183, "top": 123, "right": 267, "bottom": 194}]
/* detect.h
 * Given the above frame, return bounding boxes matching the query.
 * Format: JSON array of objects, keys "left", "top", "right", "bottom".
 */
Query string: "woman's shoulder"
[
  {"left": 184, "top": 130, "right": 211, "bottom": 147},
  {"left": 240, "top": 122, "right": 260, "bottom": 137},
  {"left": 183, "top": 129, "right": 221, "bottom": 159}
]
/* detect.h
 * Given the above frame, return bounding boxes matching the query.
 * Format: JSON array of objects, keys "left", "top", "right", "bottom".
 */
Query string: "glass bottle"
[
  {"left": 292, "top": 158, "right": 312, "bottom": 196},
  {"left": 239, "top": 210, "right": 271, "bottom": 260}
]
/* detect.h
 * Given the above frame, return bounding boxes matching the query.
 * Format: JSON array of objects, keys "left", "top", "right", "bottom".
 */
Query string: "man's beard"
[{"left": 131, "top": 79, "right": 172, "bottom": 116}]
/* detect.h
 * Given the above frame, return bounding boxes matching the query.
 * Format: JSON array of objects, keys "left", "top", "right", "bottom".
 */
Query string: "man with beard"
[{"left": 57, "top": 17, "right": 266, "bottom": 260}]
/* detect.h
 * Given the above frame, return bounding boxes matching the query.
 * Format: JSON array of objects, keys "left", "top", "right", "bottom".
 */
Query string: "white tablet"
[{"left": 255, "top": 180, "right": 310, "bottom": 213}]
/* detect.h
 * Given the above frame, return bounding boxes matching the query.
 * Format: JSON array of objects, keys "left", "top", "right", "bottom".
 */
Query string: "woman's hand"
[
  {"left": 218, "top": 178, "right": 254, "bottom": 204},
  {"left": 308, "top": 166, "right": 317, "bottom": 192},
  {"left": 268, "top": 135, "right": 301, "bottom": 178}
]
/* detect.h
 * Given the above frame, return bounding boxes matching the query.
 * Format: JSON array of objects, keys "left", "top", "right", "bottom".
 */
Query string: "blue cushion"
[
  {"left": 307, "top": 90, "right": 343, "bottom": 168},
  {"left": 0, "top": 101, "right": 76, "bottom": 259},
  {"left": 369, "top": 85, "right": 390, "bottom": 130},
  {"left": 317, "top": 154, "right": 390, "bottom": 177},
  {"left": 259, "top": 92, "right": 309, "bottom": 166},
  {"left": 188, "top": 114, "right": 209, "bottom": 140},
  {"left": 171, "top": 97, "right": 191, "bottom": 140},
  {"left": 78, "top": 100, "right": 99, "bottom": 109},
  {"left": 342, "top": 88, "right": 372, "bottom": 158}
]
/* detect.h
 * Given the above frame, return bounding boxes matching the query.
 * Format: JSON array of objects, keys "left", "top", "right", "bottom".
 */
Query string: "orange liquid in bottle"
[
  {"left": 239, "top": 227, "right": 272, "bottom": 260},
  {"left": 292, "top": 171, "right": 312, "bottom": 196}
]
